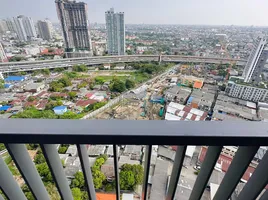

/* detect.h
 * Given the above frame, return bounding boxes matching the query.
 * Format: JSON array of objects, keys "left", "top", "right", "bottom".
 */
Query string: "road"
[{"left": 0, "top": 55, "right": 246, "bottom": 73}]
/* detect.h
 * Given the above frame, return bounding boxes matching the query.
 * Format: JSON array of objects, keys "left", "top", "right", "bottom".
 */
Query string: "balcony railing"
[{"left": 0, "top": 119, "right": 268, "bottom": 200}]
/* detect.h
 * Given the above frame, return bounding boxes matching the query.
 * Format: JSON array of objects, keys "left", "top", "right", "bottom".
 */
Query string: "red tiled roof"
[
  {"left": 191, "top": 114, "right": 197, "bottom": 121},
  {"left": 36, "top": 100, "right": 48, "bottom": 109},
  {"left": 96, "top": 193, "right": 116, "bottom": 200},
  {"left": 50, "top": 93, "right": 68, "bottom": 98},
  {"left": 9, "top": 99, "right": 22, "bottom": 105},
  {"left": 85, "top": 93, "right": 94, "bottom": 98},
  {"left": 199, "top": 147, "right": 263, "bottom": 184},
  {"left": 24, "top": 100, "right": 38, "bottom": 107},
  {"left": 36, "top": 91, "right": 47, "bottom": 97},
  {"left": 76, "top": 99, "right": 97, "bottom": 107}
]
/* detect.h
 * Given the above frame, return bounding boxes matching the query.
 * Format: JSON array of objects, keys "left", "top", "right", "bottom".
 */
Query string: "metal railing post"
[
  {"left": 213, "top": 146, "right": 259, "bottom": 200},
  {"left": 142, "top": 145, "right": 152, "bottom": 200},
  {"left": 113, "top": 144, "right": 120, "bottom": 200},
  {"left": 259, "top": 190, "right": 268, "bottom": 200},
  {"left": 77, "top": 145, "right": 96, "bottom": 200},
  {"left": 189, "top": 146, "right": 222, "bottom": 200},
  {"left": 166, "top": 146, "right": 187, "bottom": 200},
  {"left": 0, "top": 157, "right": 27, "bottom": 200},
  {"left": 237, "top": 151, "right": 268, "bottom": 200},
  {"left": 6, "top": 144, "right": 50, "bottom": 200},
  {"left": 40, "top": 144, "right": 73, "bottom": 200}
]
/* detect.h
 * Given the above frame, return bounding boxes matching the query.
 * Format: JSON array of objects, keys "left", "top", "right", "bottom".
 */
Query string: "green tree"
[
  {"left": 77, "top": 81, "right": 87, "bottom": 89},
  {"left": 0, "top": 79, "right": 4, "bottom": 89},
  {"left": 92, "top": 169, "right": 106, "bottom": 189},
  {"left": 42, "top": 69, "right": 50, "bottom": 75},
  {"left": 36, "top": 162, "right": 53, "bottom": 182},
  {"left": 45, "top": 101, "right": 63, "bottom": 110},
  {"left": 45, "top": 183, "right": 61, "bottom": 200},
  {"left": 21, "top": 184, "right": 34, "bottom": 200},
  {"left": 111, "top": 79, "right": 126, "bottom": 93},
  {"left": 219, "top": 69, "right": 227, "bottom": 77},
  {"left": 58, "top": 146, "right": 68, "bottom": 154},
  {"left": 71, "top": 172, "right": 85, "bottom": 189},
  {"left": 26, "top": 144, "right": 38, "bottom": 150},
  {"left": 49, "top": 81, "right": 64, "bottom": 92},
  {"left": 58, "top": 77, "right": 72, "bottom": 87},
  {"left": 27, "top": 96, "right": 35, "bottom": 102},
  {"left": 68, "top": 91, "right": 77, "bottom": 100},
  {"left": 120, "top": 171, "right": 135, "bottom": 190},
  {"left": 125, "top": 79, "right": 135, "bottom": 89},
  {"left": 0, "top": 143, "right": 6, "bottom": 151},
  {"left": 95, "top": 77, "right": 105, "bottom": 84},
  {"left": 119, "top": 164, "right": 144, "bottom": 190},
  {"left": 34, "top": 151, "right": 46, "bottom": 164},
  {"left": 72, "top": 64, "right": 87, "bottom": 72},
  {"left": 71, "top": 188, "right": 82, "bottom": 200},
  {"left": 12, "top": 108, "right": 57, "bottom": 119}
]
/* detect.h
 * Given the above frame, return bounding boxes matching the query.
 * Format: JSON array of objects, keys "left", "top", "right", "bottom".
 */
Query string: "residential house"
[{"left": 53, "top": 106, "right": 67, "bottom": 115}]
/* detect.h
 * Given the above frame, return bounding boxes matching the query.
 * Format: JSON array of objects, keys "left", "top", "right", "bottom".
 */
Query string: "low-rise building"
[
  {"left": 66, "top": 145, "right": 77, "bottom": 157},
  {"left": 180, "top": 75, "right": 204, "bottom": 89},
  {"left": 53, "top": 106, "right": 67, "bottom": 115},
  {"left": 123, "top": 145, "right": 142, "bottom": 160},
  {"left": 24, "top": 83, "right": 45, "bottom": 93},
  {"left": 225, "top": 81, "right": 268, "bottom": 102},
  {"left": 87, "top": 145, "right": 106, "bottom": 156},
  {"left": 187, "top": 90, "right": 215, "bottom": 112},
  {"left": 213, "top": 94, "right": 258, "bottom": 121},
  {"left": 164, "top": 86, "right": 191, "bottom": 104},
  {"left": 165, "top": 102, "right": 208, "bottom": 121}
]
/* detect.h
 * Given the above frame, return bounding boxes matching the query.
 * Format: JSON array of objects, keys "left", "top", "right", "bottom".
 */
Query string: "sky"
[{"left": 1, "top": 0, "right": 268, "bottom": 26}]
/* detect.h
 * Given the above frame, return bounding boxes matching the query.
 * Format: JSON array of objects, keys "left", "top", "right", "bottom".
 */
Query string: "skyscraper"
[
  {"left": 55, "top": 0, "right": 92, "bottom": 53},
  {"left": 13, "top": 15, "right": 37, "bottom": 41},
  {"left": 0, "top": 20, "right": 8, "bottom": 34},
  {"left": 105, "top": 8, "right": 125, "bottom": 55},
  {"left": 5, "top": 19, "right": 16, "bottom": 33},
  {"left": 0, "top": 43, "right": 8, "bottom": 63},
  {"left": 242, "top": 37, "right": 268, "bottom": 83},
  {"left": 37, "top": 20, "right": 52, "bottom": 41}
]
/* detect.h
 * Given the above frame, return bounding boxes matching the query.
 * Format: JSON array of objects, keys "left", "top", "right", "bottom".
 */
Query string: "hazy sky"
[{"left": 1, "top": 0, "right": 268, "bottom": 26}]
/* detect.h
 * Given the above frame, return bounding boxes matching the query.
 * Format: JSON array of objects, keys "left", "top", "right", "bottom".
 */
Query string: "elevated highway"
[{"left": 0, "top": 55, "right": 246, "bottom": 73}]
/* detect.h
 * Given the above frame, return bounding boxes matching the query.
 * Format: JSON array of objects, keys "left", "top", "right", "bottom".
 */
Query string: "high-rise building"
[
  {"left": 242, "top": 37, "right": 268, "bottom": 83},
  {"left": 5, "top": 19, "right": 16, "bottom": 32},
  {"left": 13, "top": 16, "right": 27, "bottom": 41},
  {"left": 105, "top": 8, "right": 125, "bottom": 55},
  {"left": 13, "top": 15, "right": 37, "bottom": 41},
  {"left": 0, "top": 43, "right": 8, "bottom": 62},
  {"left": 55, "top": 0, "right": 92, "bottom": 53},
  {"left": 37, "top": 20, "right": 52, "bottom": 41},
  {"left": 0, "top": 20, "right": 8, "bottom": 34}
]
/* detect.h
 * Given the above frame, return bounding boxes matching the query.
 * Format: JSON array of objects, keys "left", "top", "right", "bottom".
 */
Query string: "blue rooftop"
[
  {"left": 53, "top": 106, "right": 67, "bottom": 110},
  {"left": 4, "top": 84, "right": 12, "bottom": 88},
  {"left": 4, "top": 76, "right": 25, "bottom": 82},
  {"left": 0, "top": 105, "right": 11, "bottom": 111}
]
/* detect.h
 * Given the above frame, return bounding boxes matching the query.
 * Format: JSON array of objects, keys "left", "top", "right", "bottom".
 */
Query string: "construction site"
[
  {"left": 95, "top": 94, "right": 164, "bottom": 120},
  {"left": 94, "top": 67, "right": 177, "bottom": 120}
]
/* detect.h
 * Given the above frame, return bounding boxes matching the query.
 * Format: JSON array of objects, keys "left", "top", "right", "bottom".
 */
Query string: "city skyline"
[{"left": 1, "top": 0, "right": 268, "bottom": 26}]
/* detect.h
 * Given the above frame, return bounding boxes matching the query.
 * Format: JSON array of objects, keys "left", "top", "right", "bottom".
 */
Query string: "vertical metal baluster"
[
  {"left": 237, "top": 151, "right": 268, "bottom": 200},
  {"left": 189, "top": 146, "right": 222, "bottom": 200},
  {"left": 6, "top": 144, "right": 50, "bottom": 200},
  {"left": 142, "top": 145, "right": 152, "bottom": 200},
  {"left": 77, "top": 144, "right": 96, "bottom": 200},
  {"left": 41, "top": 144, "right": 73, "bottom": 200},
  {"left": 213, "top": 146, "right": 259, "bottom": 200},
  {"left": 0, "top": 157, "right": 27, "bottom": 200},
  {"left": 113, "top": 144, "right": 120, "bottom": 200},
  {"left": 166, "top": 146, "right": 187, "bottom": 200}
]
